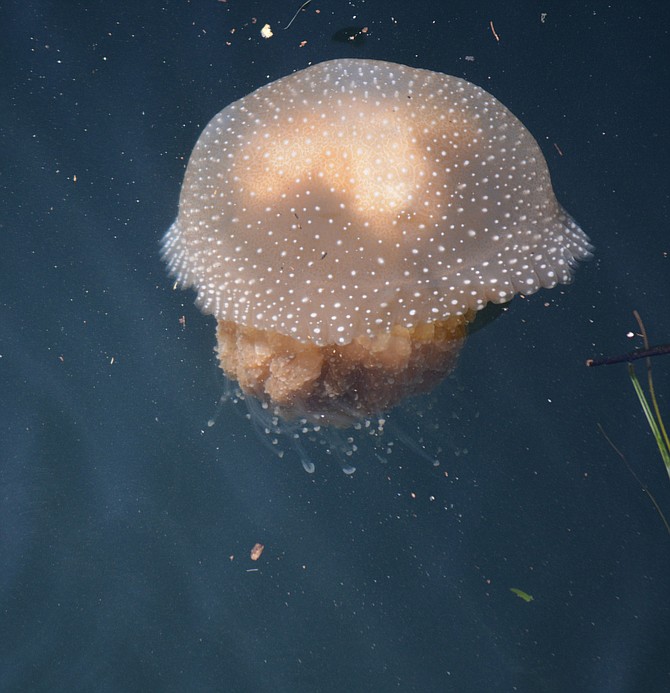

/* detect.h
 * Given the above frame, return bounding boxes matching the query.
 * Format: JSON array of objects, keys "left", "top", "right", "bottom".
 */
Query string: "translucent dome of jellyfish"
[{"left": 162, "top": 59, "right": 592, "bottom": 468}]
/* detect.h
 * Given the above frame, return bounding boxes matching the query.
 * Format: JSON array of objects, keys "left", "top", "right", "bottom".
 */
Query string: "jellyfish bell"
[{"left": 162, "top": 58, "right": 592, "bottom": 468}]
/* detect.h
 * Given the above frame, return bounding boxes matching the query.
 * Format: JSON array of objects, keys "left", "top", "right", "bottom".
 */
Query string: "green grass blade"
[{"left": 629, "top": 364, "right": 670, "bottom": 479}]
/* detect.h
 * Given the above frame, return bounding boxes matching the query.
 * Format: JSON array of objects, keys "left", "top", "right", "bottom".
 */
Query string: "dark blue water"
[{"left": 2, "top": 1, "right": 669, "bottom": 691}]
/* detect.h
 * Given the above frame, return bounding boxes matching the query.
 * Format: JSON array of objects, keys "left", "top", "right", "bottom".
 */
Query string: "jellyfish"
[{"left": 162, "top": 59, "right": 592, "bottom": 463}]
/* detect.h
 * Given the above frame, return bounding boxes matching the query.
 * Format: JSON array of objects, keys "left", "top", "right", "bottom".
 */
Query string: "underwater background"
[{"left": 2, "top": 1, "right": 669, "bottom": 691}]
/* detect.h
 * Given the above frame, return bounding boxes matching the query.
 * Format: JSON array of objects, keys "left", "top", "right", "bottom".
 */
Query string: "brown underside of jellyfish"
[
  {"left": 216, "top": 315, "right": 471, "bottom": 427},
  {"left": 162, "top": 59, "right": 592, "bottom": 429}
]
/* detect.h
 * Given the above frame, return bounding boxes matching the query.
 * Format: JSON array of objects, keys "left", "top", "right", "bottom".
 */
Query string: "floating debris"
[
  {"left": 250, "top": 543, "right": 265, "bottom": 561},
  {"left": 332, "top": 26, "right": 369, "bottom": 46},
  {"left": 510, "top": 587, "right": 534, "bottom": 602}
]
